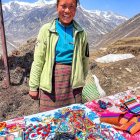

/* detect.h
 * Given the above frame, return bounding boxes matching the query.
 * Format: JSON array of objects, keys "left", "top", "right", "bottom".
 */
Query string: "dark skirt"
[{"left": 39, "top": 63, "right": 83, "bottom": 112}]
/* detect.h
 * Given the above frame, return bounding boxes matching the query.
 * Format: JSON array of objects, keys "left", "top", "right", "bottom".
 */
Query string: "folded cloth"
[
  {"left": 123, "top": 98, "right": 140, "bottom": 115},
  {"left": 119, "top": 112, "right": 134, "bottom": 125},
  {"left": 100, "top": 98, "right": 140, "bottom": 135},
  {"left": 115, "top": 117, "right": 140, "bottom": 135},
  {"left": 100, "top": 112, "right": 124, "bottom": 125}
]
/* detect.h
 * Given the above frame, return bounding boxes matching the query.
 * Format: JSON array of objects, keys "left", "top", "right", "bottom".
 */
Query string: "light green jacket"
[{"left": 29, "top": 19, "right": 89, "bottom": 93}]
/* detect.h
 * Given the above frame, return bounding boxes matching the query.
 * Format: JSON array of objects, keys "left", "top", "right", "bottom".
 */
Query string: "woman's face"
[{"left": 57, "top": 0, "right": 77, "bottom": 26}]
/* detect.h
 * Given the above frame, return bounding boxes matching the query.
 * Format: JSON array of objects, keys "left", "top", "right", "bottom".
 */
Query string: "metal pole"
[{"left": 0, "top": 0, "right": 10, "bottom": 87}]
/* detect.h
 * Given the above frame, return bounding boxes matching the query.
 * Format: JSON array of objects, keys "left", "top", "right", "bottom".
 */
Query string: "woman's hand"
[{"left": 29, "top": 90, "right": 39, "bottom": 100}]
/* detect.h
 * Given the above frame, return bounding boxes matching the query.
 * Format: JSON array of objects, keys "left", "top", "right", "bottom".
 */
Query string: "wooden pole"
[{"left": 0, "top": 0, "right": 10, "bottom": 87}]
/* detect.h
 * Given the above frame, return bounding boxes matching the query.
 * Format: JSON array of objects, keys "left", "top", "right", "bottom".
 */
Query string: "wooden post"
[{"left": 0, "top": 0, "right": 10, "bottom": 87}]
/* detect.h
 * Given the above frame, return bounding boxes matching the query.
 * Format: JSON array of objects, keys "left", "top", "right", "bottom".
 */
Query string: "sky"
[{"left": 1, "top": 0, "right": 140, "bottom": 18}]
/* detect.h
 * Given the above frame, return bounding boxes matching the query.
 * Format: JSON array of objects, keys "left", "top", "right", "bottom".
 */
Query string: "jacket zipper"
[{"left": 50, "top": 33, "right": 59, "bottom": 93}]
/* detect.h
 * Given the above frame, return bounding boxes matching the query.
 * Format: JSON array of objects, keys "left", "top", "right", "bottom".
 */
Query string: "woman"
[{"left": 29, "top": 0, "right": 89, "bottom": 112}]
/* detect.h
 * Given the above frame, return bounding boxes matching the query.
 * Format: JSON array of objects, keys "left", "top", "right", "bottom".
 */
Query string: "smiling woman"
[
  {"left": 56, "top": 0, "right": 77, "bottom": 26},
  {"left": 29, "top": 0, "right": 89, "bottom": 112}
]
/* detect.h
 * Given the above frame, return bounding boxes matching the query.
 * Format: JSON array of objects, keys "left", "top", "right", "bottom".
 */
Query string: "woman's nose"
[{"left": 64, "top": 7, "right": 70, "bottom": 13}]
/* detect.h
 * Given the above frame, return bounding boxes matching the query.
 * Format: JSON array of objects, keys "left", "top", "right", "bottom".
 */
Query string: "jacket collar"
[{"left": 49, "top": 18, "right": 83, "bottom": 33}]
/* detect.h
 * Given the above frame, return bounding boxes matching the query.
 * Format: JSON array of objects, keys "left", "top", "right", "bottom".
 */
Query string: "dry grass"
[{"left": 112, "top": 37, "right": 140, "bottom": 46}]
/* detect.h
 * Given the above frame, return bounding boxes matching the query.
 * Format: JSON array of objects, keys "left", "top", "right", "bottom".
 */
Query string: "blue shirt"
[{"left": 55, "top": 19, "right": 74, "bottom": 64}]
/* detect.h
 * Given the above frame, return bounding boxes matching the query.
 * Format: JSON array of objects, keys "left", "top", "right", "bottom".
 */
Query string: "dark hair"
[{"left": 56, "top": 0, "right": 80, "bottom": 7}]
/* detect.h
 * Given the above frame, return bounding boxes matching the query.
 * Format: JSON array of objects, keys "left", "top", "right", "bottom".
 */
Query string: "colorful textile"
[
  {"left": 100, "top": 111, "right": 140, "bottom": 135},
  {"left": 100, "top": 106, "right": 140, "bottom": 135},
  {"left": 0, "top": 104, "right": 125, "bottom": 140},
  {"left": 115, "top": 117, "right": 140, "bottom": 135},
  {"left": 86, "top": 89, "right": 140, "bottom": 139},
  {"left": 100, "top": 112, "right": 124, "bottom": 125},
  {"left": 39, "top": 63, "right": 82, "bottom": 112},
  {"left": 119, "top": 112, "right": 134, "bottom": 124},
  {"left": 24, "top": 104, "right": 125, "bottom": 140},
  {"left": 124, "top": 98, "right": 140, "bottom": 115}
]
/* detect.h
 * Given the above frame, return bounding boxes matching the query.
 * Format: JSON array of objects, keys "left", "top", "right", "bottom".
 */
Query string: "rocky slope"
[
  {"left": 94, "top": 13, "right": 140, "bottom": 50},
  {"left": 90, "top": 37, "right": 140, "bottom": 95},
  {"left": 2, "top": 0, "right": 127, "bottom": 50}
]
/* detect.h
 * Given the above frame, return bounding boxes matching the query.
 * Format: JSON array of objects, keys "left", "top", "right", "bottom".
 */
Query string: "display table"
[
  {"left": 85, "top": 89, "right": 140, "bottom": 140},
  {"left": 0, "top": 104, "right": 125, "bottom": 140}
]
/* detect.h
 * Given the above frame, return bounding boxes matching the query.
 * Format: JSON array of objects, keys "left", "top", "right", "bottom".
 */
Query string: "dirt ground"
[
  {"left": 0, "top": 39, "right": 39, "bottom": 121},
  {"left": 90, "top": 40, "right": 140, "bottom": 95},
  {"left": 1, "top": 38, "right": 140, "bottom": 121}
]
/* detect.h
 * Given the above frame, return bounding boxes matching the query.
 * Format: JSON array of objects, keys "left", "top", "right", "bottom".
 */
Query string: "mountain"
[
  {"left": 94, "top": 13, "right": 140, "bottom": 49},
  {"left": 76, "top": 7, "right": 127, "bottom": 45},
  {"left": 1, "top": 0, "right": 127, "bottom": 52}
]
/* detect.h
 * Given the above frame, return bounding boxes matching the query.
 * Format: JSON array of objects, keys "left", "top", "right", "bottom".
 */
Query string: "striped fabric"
[
  {"left": 116, "top": 117, "right": 140, "bottom": 135},
  {"left": 39, "top": 63, "right": 82, "bottom": 112},
  {"left": 82, "top": 72, "right": 100, "bottom": 103},
  {"left": 119, "top": 113, "right": 134, "bottom": 125},
  {"left": 100, "top": 112, "right": 122, "bottom": 125},
  {"left": 124, "top": 98, "right": 140, "bottom": 114}
]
